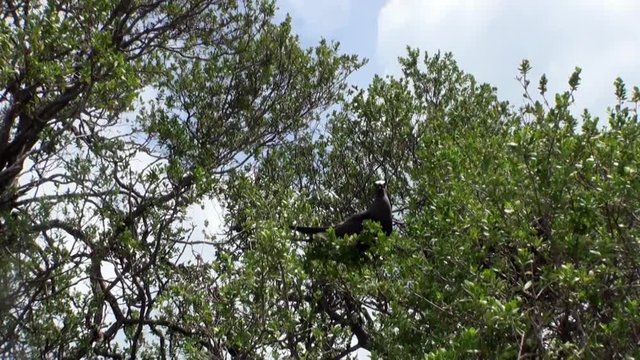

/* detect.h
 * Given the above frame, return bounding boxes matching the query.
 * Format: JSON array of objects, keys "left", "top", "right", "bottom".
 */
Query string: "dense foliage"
[
  {"left": 219, "top": 51, "right": 640, "bottom": 358},
  {"left": 2, "top": 0, "right": 640, "bottom": 358}
]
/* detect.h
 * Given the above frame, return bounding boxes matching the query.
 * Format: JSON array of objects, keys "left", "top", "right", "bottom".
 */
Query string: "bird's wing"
[{"left": 333, "top": 210, "right": 372, "bottom": 237}]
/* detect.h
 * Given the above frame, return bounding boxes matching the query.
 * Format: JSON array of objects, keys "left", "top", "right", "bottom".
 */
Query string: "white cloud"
[{"left": 376, "top": 0, "right": 640, "bottom": 115}]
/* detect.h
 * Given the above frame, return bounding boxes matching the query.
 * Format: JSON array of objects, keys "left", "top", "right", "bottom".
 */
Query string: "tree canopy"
[{"left": 2, "top": 0, "right": 640, "bottom": 359}]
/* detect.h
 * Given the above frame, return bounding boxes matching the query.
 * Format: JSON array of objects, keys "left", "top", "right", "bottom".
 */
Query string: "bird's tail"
[{"left": 289, "top": 225, "right": 327, "bottom": 234}]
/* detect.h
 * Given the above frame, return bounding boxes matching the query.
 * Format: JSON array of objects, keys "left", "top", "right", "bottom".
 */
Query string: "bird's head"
[{"left": 374, "top": 180, "right": 386, "bottom": 196}]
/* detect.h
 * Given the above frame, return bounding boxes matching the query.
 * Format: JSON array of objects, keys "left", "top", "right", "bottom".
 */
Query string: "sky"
[{"left": 277, "top": 0, "right": 640, "bottom": 117}]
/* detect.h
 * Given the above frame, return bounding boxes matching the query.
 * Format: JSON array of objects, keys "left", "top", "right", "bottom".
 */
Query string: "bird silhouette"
[{"left": 290, "top": 180, "right": 392, "bottom": 237}]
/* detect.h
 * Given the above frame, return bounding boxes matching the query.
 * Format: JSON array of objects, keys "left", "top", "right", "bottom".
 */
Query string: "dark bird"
[{"left": 290, "top": 180, "right": 392, "bottom": 237}]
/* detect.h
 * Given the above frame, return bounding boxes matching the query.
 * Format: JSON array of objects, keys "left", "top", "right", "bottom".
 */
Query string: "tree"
[
  {"left": 0, "top": 0, "right": 361, "bottom": 358},
  {"left": 4, "top": 0, "right": 640, "bottom": 357},
  {"left": 220, "top": 49, "right": 640, "bottom": 358}
]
